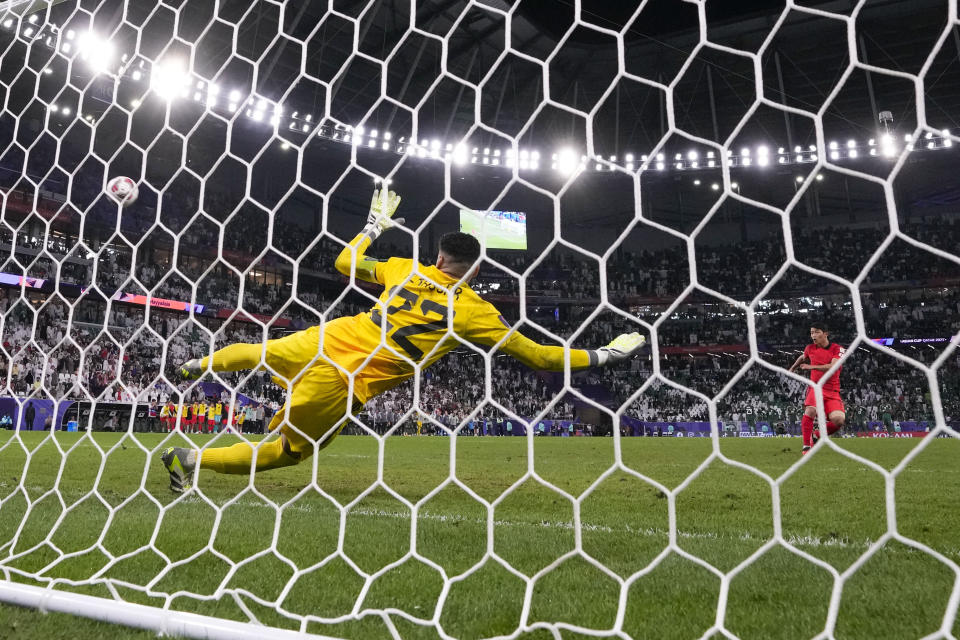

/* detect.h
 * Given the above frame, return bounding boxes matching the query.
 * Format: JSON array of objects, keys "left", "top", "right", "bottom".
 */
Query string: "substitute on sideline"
[{"left": 161, "top": 189, "right": 645, "bottom": 493}]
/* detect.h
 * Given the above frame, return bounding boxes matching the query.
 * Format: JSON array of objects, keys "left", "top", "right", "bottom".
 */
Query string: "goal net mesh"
[{"left": 0, "top": 0, "right": 958, "bottom": 638}]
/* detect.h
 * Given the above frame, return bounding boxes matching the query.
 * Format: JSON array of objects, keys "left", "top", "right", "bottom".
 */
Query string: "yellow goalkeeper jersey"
[{"left": 322, "top": 257, "right": 594, "bottom": 403}]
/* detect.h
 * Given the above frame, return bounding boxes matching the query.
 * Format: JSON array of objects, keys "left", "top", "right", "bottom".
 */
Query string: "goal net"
[{"left": 0, "top": 0, "right": 959, "bottom": 638}]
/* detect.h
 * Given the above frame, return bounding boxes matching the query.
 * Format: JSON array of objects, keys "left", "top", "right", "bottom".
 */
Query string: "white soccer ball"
[{"left": 106, "top": 176, "right": 139, "bottom": 207}]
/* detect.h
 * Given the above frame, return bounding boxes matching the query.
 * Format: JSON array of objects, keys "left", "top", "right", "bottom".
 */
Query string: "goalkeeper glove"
[
  {"left": 364, "top": 188, "right": 404, "bottom": 240},
  {"left": 595, "top": 332, "right": 646, "bottom": 366}
]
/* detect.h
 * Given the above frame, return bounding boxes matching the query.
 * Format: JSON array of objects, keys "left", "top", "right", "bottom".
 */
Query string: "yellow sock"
[
  {"left": 198, "top": 438, "right": 299, "bottom": 474},
  {"left": 201, "top": 343, "right": 264, "bottom": 372}
]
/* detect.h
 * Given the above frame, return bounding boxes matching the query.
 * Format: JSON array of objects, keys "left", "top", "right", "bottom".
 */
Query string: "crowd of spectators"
[{"left": 1, "top": 196, "right": 958, "bottom": 434}]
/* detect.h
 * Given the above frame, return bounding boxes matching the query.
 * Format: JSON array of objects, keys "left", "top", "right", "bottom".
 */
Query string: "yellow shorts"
[{"left": 264, "top": 327, "right": 362, "bottom": 457}]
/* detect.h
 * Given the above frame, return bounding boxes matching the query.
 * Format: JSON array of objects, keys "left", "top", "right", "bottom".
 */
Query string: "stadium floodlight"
[
  {"left": 28, "top": 14, "right": 37, "bottom": 23},
  {"left": 23, "top": 27, "right": 33, "bottom": 37},
  {"left": 711, "top": 183, "right": 719, "bottom": 190},
  {"left": 2, "top": 19, "right": 11, "bottom": 28},
  {"left": 830, "top": 151, "right": 840, "bottom": 160},
  {"left": 556, "top": 148, "right": 578, "bottom": 175},
  {"left": 151, "top": 58, "right": 189, "bottom": 101},
  {"left": 693, "top": 179, "right": 701, "bottom": 185},
  {"left": 741, "top": 147, "right": 750, "bottom": 157},
  {"left": 829, "top": 141, "right": 838, "bottom": 149},
  {"left": 77, "top": 32, "right": 114, "bottom": 74},
  {"left": 131, "top": 69, "right": 142, "bottom": 81},
  {"left": 796, "top": 175, "right": 804, "bottom": 183},
  {"left": 531, "top": 150, "right": 540, "bottom": 160},
  {"left": 816, "top": 174, "right": 824, "bottom": 181},
  {"left": 846, "top": 139, "right": 856, "bottom": 148},
  {"left": 849, "top": 149, "right": 858, "bottom": 158},
  {"left": 625, "top": 153, "right": 633, "bottom": 162},
  {"left": 131, "top": 99, "right": 140, "bottom": 108},
  {"left": 453, "top": 144, "right": 468, "bottom": 165},
  {"left": 62, "top": 107, "right": 71, "bottom": 115},
  {"left": 881, "top": 133, "right": 896, "bottom": 157},
  {"left": 50, "top": 103, "right": 58, "bottom": 112},
  {"left": 687, "top": 150, "right": 698, "bottom": 160},
  {"left": 281, "top": 142, "right": 290, "bottom": 150},
  {"left": 731, "top": 181, "right": 739, "bottom": 189}
]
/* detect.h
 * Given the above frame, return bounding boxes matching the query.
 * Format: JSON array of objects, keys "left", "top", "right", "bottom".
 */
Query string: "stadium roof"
[{"left": 1, "top": 0, "right": 958, "bottom": 236}]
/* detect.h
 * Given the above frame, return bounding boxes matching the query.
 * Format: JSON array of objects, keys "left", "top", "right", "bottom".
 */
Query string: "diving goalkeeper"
[{"left": 161, "top": 190, "right": 645, "bottom": 493}]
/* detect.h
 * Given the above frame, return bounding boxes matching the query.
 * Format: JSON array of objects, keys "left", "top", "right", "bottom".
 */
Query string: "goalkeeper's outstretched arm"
[
  {"left": 482, "top": 326, "right": 646, "bottom": 371},
  {"left": 334, "top": 189, "right": 404, "bottom": 283}
]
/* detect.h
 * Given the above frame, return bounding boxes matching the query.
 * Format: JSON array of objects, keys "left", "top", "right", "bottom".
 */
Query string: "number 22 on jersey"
[{"left": 370, "top": 285, "right": 454, "bottom": 361}]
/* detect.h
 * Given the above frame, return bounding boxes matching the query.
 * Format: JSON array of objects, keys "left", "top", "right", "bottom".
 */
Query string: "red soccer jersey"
[{"left": 804, "top": 341, "right": 845, "bottom": 394}]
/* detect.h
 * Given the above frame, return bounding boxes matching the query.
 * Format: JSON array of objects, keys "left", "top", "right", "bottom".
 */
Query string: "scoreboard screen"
[{"left": 459, "top": 209, "right": 527, "bottom": 250}]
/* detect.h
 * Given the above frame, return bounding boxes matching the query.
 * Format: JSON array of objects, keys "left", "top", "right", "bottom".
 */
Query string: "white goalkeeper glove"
[
  {"left": 363, "top": 188, "right": 404, "bottom": 240},
  {"left": 594, "top": 332, "right": 646, "bottom": 366}
]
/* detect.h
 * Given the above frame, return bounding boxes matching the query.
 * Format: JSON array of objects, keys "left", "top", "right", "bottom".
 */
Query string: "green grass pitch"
[{"left": 0, "top": 431, "right": 958, "bottom": 639}]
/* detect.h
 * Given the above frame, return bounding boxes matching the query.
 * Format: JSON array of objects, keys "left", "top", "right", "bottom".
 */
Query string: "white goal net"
[{"left": 0, "top": 0, "right": 959, "bottom": 638}]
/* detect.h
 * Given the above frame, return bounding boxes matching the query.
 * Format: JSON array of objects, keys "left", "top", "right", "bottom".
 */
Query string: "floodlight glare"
[
  {"left": 556, "top": 148, "right": 578, "bottom": 176},
  {"left": 2, "top": 19, "right": 12, "bottom": 28},
  {"left": 151, "top": 58, "right": 189, "bottom": 101},
  {"left": 77, "top": 32, "right": 114, "bottom": 74}
]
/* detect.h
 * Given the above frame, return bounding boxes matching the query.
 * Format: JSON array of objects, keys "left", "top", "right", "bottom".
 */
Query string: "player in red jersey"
[{"left": 788, "top": 322, "right": 846, "bottom": 455}]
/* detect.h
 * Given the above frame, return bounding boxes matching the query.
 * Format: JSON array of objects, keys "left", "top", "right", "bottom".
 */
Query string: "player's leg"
[
  {"left": 161, "top": 363, "right": 357, "bottom": 492},
  {"left": 826, "top": 397, "right": 845, "bottom": 435},
  {"left": 180, "top": 326, "right": 321, "bottom": 381},
  {"left": 801, "top": 395, "right": 817, "bottom": 454}
]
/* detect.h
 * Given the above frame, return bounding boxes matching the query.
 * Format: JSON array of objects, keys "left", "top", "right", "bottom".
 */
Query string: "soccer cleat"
[
  {"left": 812, "top": 428, "right": 820, "bottom": 445},
  {"left": 179, "top": 358, "right": 203, "bottom": 380},
  {"left": 161, "top": 447, "right": 194, "bottom": 494},
  {"left": 801, "top": 445, "right": 812, "bottom": 456}
]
